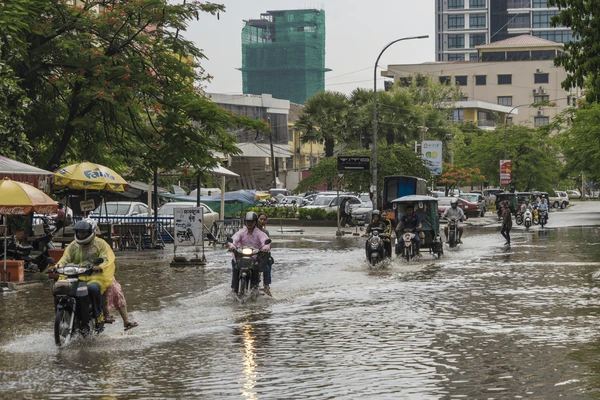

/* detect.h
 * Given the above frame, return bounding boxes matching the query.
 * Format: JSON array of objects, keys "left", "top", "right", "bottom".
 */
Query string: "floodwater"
[{"left": 3, "top": 220, "right": 600, "bottom": 398}]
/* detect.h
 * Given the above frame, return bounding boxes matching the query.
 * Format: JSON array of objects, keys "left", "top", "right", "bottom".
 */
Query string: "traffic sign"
[{"left": 337, "top": 156, "right": 370, "bottom": 171}]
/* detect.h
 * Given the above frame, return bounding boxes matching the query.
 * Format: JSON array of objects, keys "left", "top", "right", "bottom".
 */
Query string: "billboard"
[
  {"left": 500, "top": 160, "right": 512, "bottom": 185},
  {"left": 174, "top": 207, "right": 204, "bottom": 246},
  {"left": 421, "top": 141, "right": 443, "bottom": 175}
]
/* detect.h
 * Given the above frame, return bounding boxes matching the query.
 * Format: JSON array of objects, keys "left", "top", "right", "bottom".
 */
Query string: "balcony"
[{"left": 477, "top": 119, "right": 497, "bottom": 128}]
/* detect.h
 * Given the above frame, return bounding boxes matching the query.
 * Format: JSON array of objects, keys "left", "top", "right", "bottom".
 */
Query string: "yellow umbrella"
[
  {"left": 0, "top": 178, "right": 58, "bottom": 283},
  {"left": 54, "top": 162, "right": 128, "bottom": 192}
]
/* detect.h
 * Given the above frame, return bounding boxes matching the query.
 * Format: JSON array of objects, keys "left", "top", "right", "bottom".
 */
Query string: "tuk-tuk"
[
  {"left": 391, "top": 195, "right": 443, "bottom": 258},
  {"left": 495, "top": 192, "right": 518, "bottom": 219}
]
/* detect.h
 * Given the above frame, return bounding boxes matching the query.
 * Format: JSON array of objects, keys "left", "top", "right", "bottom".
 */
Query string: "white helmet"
[{"left": 73, "top": 218, "right": 96, "bottom": 244}]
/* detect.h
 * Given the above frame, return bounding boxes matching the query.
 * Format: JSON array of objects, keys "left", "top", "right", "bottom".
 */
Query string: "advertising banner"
[
  {"left": 421, "top": 141, "right": 443, "bottom": 175},
  {"left": 174, "top": 207, "right": 203, "bottom": 246},
  {"left": 500, "top": 160, "right": 512, "bottom": 185}
]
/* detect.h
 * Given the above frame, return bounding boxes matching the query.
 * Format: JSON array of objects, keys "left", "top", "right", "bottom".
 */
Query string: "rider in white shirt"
[{"left": 442, "top": 198, "right": 466, "bottom": 244}]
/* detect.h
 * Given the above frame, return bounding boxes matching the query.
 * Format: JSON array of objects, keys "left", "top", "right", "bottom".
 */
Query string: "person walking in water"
[{"left": 501, "top": 200, "right": 512, "bottom": 247}]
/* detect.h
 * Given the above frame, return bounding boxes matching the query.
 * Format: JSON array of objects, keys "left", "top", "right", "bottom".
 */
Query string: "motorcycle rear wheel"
[
  {"left": 449, "top": 231, "right": 456, "bottom": 248},
  {"left": 54, "top": 308, "right": 73, "bottom": 347}
]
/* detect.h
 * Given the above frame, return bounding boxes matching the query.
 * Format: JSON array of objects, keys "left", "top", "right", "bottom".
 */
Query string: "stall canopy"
[
  {"left": 0, "top": 155, "right": 53, "bottom": 191},
  {"left": 159, "top": 189, "right": 258, "bottom": 218}
]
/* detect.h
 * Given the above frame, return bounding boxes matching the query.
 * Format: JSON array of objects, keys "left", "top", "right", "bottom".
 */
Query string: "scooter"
[
  {"left": 228, "top": 237, "right": 272, "bottom": 301},
  {"left": 523, "top": 209, "right": 533, "bottom": 230},
  {"left": 50, "top": 257, "right": 104, "bottom": 347},
  {"left": 366, "top": 228, "right": 389, "bottom": 266},
  {"left": 538, "top": 210, "right": 548, "bottom": 228},
  {"left": 396, "top": 229, "right": 419, "bottom": 261}
]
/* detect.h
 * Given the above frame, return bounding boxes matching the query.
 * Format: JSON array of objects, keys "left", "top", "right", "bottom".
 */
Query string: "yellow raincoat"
[{"left": 56, "top": 237, "right": 116, "bottom": 293}]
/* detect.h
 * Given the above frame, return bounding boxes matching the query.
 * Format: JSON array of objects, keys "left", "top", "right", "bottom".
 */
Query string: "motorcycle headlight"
[
  {"left": 241, "top": 248, "right": 254, "bottom": 256},
  {"left": 60, "top": 266, "right": 86, "bottom": 275}
]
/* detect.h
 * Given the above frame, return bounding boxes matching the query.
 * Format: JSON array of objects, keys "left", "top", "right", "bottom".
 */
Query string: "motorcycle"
[
  {"left": 50, "top": 257, "right": 104, "bottom": 347},
  {"left": 445, "top": 217, "right": 459, "bottom": 249},
  {"left": 228, "top": 237, "right": 271, "bottom": 301},
  {"left": 0, "top": 216, "right": 57, "bottom": 273},
  {"left": 515, "top": 211, "right": 523, "bottom": 225},
  {"left": 366, "top": 228, "right": 389, "bottom": 266},
  {"left": 538, "top": 209, "right": 548, "bottom": 228},
  {"left": 523, "top": 209, "right": 533, "bottom": 229},
  {"left": 396, "top": 229, "right": 419, "bottom": 261}
]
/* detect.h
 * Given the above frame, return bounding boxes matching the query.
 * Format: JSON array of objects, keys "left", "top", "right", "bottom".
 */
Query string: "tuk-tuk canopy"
[{"left": 391, "top": 195, "right": 440, "bottom": 232}]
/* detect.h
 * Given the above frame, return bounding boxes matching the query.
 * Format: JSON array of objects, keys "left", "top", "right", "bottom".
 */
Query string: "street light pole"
[{"left": 372, "top": 35, "right": 428, "bottom": 210}]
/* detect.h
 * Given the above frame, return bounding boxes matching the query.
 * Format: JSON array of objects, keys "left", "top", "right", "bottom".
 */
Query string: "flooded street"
[{"left": 3, "top": 204, "right": 600, "bottom": 398}]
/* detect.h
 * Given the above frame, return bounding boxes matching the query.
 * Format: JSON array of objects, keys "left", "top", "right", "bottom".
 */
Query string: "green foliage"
[
  {"left": 0, "top": 0, "right": 267, "bottom": 177},
  {"left": 233, "top": 206, "right": 336, "bottom": 221},
  {"left": 455, "top": 125, "right": 561, "bottom": 191},
  {"left": 548, "top": 0, "right": 600, "bottom": 102}
]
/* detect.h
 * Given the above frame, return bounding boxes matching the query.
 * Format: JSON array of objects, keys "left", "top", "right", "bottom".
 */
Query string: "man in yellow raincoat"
[{"left": 52, "top": 218, "right": 115, "bottom": 329}]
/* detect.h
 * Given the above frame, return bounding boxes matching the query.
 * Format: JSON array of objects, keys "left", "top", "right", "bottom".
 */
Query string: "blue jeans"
[
  {"left": 263, "top": 258, "right": 273, "bottom": 286},
  {"left": 87, "top": 282, "right": 102, "bottom": 320}
]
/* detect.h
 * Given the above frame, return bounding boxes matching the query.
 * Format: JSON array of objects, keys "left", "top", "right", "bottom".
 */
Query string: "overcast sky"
[{"left": 185, "top": 1, "right": 435, "bottom": 96}]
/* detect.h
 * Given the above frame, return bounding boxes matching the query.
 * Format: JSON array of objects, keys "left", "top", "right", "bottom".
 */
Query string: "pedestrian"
[
  {"left": 501, "top": 200, "right": 512, "bottom": 247},
  {"left": 339, "top": 198, "right": 348, "bottom": 227},
  {"left": 344, "top": 198, "right": 352, "bottom": 227},
  {"left": 103, "top": 278, "right": 138, "bottom": 331},
  {"left": 257, "top": 212, "right": 273, "bottom": 296},
  {"left": 53, "top": 202, "right": 67, "bottom": 233}
]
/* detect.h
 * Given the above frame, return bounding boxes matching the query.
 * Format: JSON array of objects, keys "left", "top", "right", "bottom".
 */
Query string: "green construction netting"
[{"left": 241, "top": 9, "right": 328, "bottom": 104}]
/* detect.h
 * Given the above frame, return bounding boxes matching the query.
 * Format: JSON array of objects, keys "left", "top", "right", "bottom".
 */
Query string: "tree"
[
  {"left": 438, "top": 163, "right": 485, "bottom": 194},
  {"left": 1, "top": 0, "right": 266, "bottom": 178},
  {"left": 295, "top": 90, "right": 350, "bottom": 158},
  {"left": 548, "top": 0, "right": 600, "bottom": 101}
]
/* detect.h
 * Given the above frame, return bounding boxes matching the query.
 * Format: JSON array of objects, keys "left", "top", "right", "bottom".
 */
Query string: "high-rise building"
[
  {"left": 240, "top": 9, "right": 329, "bottom": 105},
  {"left": 435, "top": 0, "right": 574, "bottom": 62}
]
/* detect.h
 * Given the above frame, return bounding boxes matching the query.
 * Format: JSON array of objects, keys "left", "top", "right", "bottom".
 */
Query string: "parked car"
[
  {"left": 549, "top": 190, "right": 569, "bottom": 209},
  {"left": 459, "top": 193, "right": 486, "bottom": 217},
  {"left": 157, "top": 201, "right": 219, "bottom": 235},
  {"left": 437, "top": 197, "right": 462, "bottom": 218},
  {"left": 483, "top": 188, "right": 505, "bottom": 207},
  {"left": 89, "top": 201, "right": 149, "bottom": 222},
  {"left": 566, "top": 189, "right": 589, "bottom": 200},
  {"left": 455, "top": 196, "right": 481, "bottom": 218},
  {"left": 279, "top": 195, "right": 306, "bottom": 207},
  {"left": 303, "top": 194, "right": 361, "bottom": 213},
  {"left": 350, "top": 193, "right": 374, "bottom": 224}
]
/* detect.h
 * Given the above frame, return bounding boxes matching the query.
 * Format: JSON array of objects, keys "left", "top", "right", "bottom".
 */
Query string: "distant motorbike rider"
[
  {"left": 395, "top": 205, "right": 422, "bottom": 255},
  {"left": 537, "top": 197, "right": 549, "bottom": 219},
  {"left": 228, "top": 211, "right": 271, "bottom": 293},
  {"left": 365, "top": 210, "right": 391, "bottom": 259},
  {"left": 50, "top": 218, "right": 115, "bottom": 330},
  {"left": 442, "top": 198, "right": 466, "bottom": 244},
  {"left": 520, "top": 199, "right": 533, "bottom": 212}
]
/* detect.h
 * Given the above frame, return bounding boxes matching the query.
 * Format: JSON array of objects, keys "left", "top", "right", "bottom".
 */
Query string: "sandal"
[
  {"left": 124, "top": 321, "right": 138, "bottom": 331},
  {"left": 105, "top": 315, "right": 116, "bottom": 324}
]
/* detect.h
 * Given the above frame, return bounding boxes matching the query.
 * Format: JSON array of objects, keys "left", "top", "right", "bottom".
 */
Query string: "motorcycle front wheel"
[
  {"left": 54, "top": 308, "right": 73, "bottom": 347},
  {"left": 449, "top": 231, "right": 456, "bottom": 248}
]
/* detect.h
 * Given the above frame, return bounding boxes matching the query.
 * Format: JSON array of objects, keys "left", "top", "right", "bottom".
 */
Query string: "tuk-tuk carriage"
[
  {"left": 495, "top": 192, "right": 518, "bottom": 219},
  {"left": 392, "top": 195, "right": 443, "bottom": 258}
]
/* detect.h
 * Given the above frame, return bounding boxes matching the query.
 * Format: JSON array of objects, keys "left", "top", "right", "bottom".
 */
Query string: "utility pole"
[{"left": 268, "top": 117, "right": 276, "bottom": 188}]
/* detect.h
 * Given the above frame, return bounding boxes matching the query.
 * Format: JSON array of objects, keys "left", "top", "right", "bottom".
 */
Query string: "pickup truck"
[{"left": 549, "top": 190, "right": 569, "bottom": 209}]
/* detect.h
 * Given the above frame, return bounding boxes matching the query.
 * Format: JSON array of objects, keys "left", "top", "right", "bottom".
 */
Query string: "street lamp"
[{"left": 372, "top": 35, "right": 428, "bottom": 210}]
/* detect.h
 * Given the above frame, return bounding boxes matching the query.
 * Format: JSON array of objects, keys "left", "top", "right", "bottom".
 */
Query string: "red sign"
[{"left": 500, "top": 160, "right": 512, "bottom": 185}]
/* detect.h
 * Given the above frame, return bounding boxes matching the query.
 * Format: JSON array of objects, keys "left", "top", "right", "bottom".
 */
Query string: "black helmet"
[
  {"left": 73, "top": 218, "right": 96, "bottom": 245},
  {"left": 244, "top": 211, "right": 258, "bottom": 223},
  {"left": 372, "top": 210, "right": 381, "bottom": 218}
]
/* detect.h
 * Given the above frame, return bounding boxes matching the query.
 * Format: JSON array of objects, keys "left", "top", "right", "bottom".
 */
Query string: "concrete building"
[
  {"left": 385, "top": 35, "right": 580, "bottom": 127},
  {"left": 210, "top": 93, "right": 324, "bottom": 191},
  {"left": 436, "top": 0, "right": 574, "bottom": 62}
]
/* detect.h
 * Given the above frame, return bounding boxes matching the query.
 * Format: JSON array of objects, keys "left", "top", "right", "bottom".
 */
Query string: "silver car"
[{"left": 303, "top": 194, "right": 361, "bottom": 213}]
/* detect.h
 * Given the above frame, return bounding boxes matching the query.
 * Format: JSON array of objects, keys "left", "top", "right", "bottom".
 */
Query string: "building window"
[
  {"left": 535, "top": 116, "right": 549, "bottom": 126},
  {"left": 507, "top": 50, "right": 530, "bottom": 61},
  {"left": 498, "top": 96, "right": 513, "bottom": 106},
  {"left": 448, "top": 14, "right": 465, "bottom": 29},
  {"left": 534, "top": 73, "right": 549, "bottom": 84},
  {"left": 469, "top": 14, "right": 486, "bottom": 28},
  {"left": 440, "top": 76, "right": 451, "bottom": 85},
  {"left": 469, "top": 0, "right": 486, "bottom": 8},
  {"left": 475, "top": 75, "right": 486, "bottom": 85},
  {"left": 455, "top": 76, "right": 468, "bottom": 86},
  {"left": 498, "top": 74, "right": 512, "bottom": 85},
  {"left": 452, "top": 109, "right": 464, "bottom": 122},
  {"left": 506, "top": 116, "right": 513, "bottom": 124},
  {"left": 482, "top": 51, "right": 506, "bottom": 61},
  {"left": 469, "top": 52, "right": 479, "bottom": 61},
  {"left": 533, "top": 0, "right": 549, "bottom": 8},
  {"left": 533, "top": 30, "right": 574, "bottom": 43},
  {"left": 449, "top": 0, "right": 465, "bottom": 9},
  {"left": 533, "top": 11, "right": 559, "bottom": 28},
  {"left": 531, "top": 50, "right": 556, "bottom": 60},
  {"left": 448, "top": 53, "right": 466, "bottom": 61},
  {"left": 399, "top": 77, "right": 411, "bottom": 87},
  {"left": 470, "top": 33, "right": 486, "bottom": 48},
  {"left": 534, "top": 95, "right": 549, "bottom": 103},
  {"left": 508, "top": 14, "right": 530, "bottom": 29},
  {"left": 448, "top": 34, "right": 465, "bottom": 49}
]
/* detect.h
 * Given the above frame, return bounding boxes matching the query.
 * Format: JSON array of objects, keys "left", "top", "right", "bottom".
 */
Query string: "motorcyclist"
[
  {"left": 442, "top": 198, "right": 466, "bottom": 244},
  {"left": 365, "top": 210, "right": 391, "bottom": 259},
  {"left": 50, "top": 218, "right": 115, "bottom": 330},
  {"left": 229, "top": 211, "right": 271, "bottom": 293},
  {"left": 520, "top": 198, "right": 533, "bottom": 212},
  {"left": 395, "top": 205, "right": 422, "bottom": 255},
  {"left": 537, "top": 197, "right": 549, "bottom": 220}
]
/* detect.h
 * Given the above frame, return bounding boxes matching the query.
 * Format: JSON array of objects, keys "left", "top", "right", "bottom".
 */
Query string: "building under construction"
[{"left": 241, "top": 9, "right": 329, "bottom": 105}]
